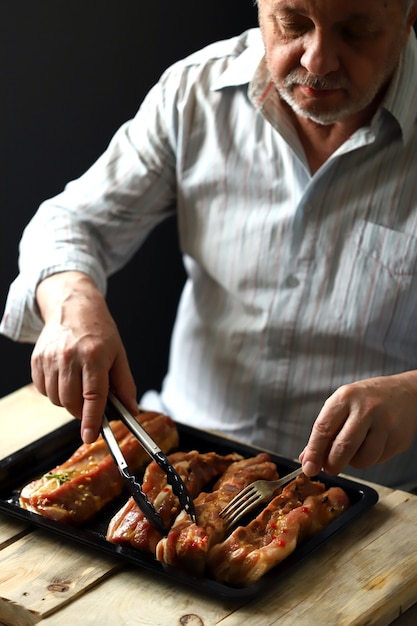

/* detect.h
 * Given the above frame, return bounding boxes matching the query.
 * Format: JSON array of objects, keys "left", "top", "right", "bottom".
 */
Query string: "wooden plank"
[
  {"left": 217, "top": 490, "right": 417, "bottom": 626},
  {"left": 0, "top": 512, "right": 31, "bottom": 549},
  {"left": 0, "top": 385, "right": 72, "bottom": 460},
  {"left": 0, "top": 529, "right": 122, "bottom": 626},
  {"left": 38, "top": 566, "right": 241, "bottom": 626}
]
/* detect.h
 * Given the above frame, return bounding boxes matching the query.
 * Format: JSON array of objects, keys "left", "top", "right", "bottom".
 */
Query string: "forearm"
[{"left": 35, "top": 271, "right": 105, "bottom": 325}]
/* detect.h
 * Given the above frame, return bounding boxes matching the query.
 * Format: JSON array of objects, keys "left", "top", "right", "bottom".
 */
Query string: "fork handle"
[{"left": 276, "top": 466, "right": 304, "bottom": 487}]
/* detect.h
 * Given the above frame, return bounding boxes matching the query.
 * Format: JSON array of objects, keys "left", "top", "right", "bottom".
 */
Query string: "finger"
[
  {"left": 322, "top": 410, "right": 371, "bottom": 474},
  {"left": 348, "top": 427, "right": 387, "bottom": 469},
  {"left": 80, "top": 392, "right": 108, "bottom": 444},
  {"left": 76, "top": 337, "right": 135, "bottom": 442},
  {"left": 80, "top": 356, "right": 137, "bottom": 444},
  {"left": 301, "top": 398, "right": 348, "bottom": 476},
  {"left": 54, "top": 341, "right": 84, "bottom": 418},
  {"left": 32, "top": 348, "right": 63, "bottom": 408},
  {"left": 40, "top": 342, "right": 84, "bottom": 417},
  {"left": 30, "top": 348, "right": 47, "bottom": 396},
  {"left": 58, "top": 366, "right": 83, "bottom": 419},
  {"left": 78, "top": 361, "right": 110, "bottom": 443}
]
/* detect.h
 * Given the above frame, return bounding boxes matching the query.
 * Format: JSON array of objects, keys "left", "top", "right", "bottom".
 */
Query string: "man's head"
[{"left": 256, "top": 0, "right": 417, "bottom": 126}]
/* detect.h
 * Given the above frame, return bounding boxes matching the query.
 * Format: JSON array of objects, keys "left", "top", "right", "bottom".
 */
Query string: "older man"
[{"left": 3, "top": 0, "right": 417, "bottom": 489}]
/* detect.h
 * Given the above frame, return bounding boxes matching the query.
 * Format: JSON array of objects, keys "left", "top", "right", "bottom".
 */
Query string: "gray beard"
[
  {"left": 274, "top": 68, "right": 392, "bottom": 126},
  {"left": 277, "top": 85, "right": 356, "bottom": 125}
]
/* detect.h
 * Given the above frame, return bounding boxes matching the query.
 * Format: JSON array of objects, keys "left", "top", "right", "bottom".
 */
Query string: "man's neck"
[
  {"left": 283, "top": 93, "right": 386, "bottom": 174},
  {"left": 291, "top": 115, "right": 358, "bottom": 174}
]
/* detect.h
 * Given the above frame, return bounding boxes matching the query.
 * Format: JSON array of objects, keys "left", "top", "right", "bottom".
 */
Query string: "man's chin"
[
  {"left": 285, "top": 96, "right": 352, "bottom": 125},
  {"left": 295, "top": 107, "right": 345, "bottom": 125},
  {"left": 278, "top": 87, "right": 352, "bottom": 124}
]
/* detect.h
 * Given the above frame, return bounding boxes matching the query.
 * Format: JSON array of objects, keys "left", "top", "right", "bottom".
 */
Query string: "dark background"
[
  {"left": 0, "top": 1, "right": 258, "bottom": 399},
  {"left": 3, "top": 4, "right": 416, "bottom": 403}
]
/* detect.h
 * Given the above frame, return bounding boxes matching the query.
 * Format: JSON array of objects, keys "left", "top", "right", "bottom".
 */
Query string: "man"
[{"left": 3, "top": 0, "right": 417, "bottom": 489}]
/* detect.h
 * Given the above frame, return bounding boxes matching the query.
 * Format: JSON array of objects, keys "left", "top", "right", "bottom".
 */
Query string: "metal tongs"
[{"left": 101, "top": 390, "right": 196, "bottom": 535}]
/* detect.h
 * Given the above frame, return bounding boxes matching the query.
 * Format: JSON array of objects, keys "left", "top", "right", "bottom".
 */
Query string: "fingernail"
[
  {"left": 82, "top": 428, "right": 96, "bottom": 444},
  {"left": 302, "top": 461, "right": 317, "bottom": 476}
]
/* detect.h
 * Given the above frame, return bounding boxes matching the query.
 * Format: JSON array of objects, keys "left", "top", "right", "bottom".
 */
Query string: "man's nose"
[{"left": 300, "top": 29, "right": 340, "bottom": 76}]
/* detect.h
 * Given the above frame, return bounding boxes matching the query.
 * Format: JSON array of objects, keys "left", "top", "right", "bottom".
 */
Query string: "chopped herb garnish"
[{"left": 44, "top": 472, "right": 70, "bottom": 485}]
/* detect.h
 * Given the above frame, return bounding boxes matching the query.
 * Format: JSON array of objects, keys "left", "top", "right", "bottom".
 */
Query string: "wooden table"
[{"left": 1, "top": 385, "right": 417, "bottom": 626}]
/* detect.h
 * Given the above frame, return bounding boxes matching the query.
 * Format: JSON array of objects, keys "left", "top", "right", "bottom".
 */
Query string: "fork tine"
[
  {"left": 222, "top": 493, "right": 265, "bottom": 528},
  {"left": 219, "top": 484, "right": 254, "bottom": 517},
  {"left": 220, "top": 488, "right": 260, "bottom": 519},
  {"left": 220, "top": 466, "right": 304, "bottom": 529}
]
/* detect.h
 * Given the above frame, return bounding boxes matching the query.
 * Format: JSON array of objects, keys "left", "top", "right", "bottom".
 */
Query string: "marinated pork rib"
[
  {"left": 155, "top": 453, "right": 279, "bottom": 575},
  {"left": 208, "top": 474, "right": 351, "bottom": 585},
  {"left": 106, "top": 450, "right": 242, "bottom": 553},
  {"left": 20, "top": 411, "right": 179, "bottom": 525}
]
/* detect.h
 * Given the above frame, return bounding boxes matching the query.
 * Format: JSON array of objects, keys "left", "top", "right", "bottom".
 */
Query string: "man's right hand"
[{"left": 31, "top": 271, "right": 138, "bottom": 443}]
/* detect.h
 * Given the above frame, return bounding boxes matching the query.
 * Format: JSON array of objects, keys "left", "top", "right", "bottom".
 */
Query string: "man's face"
[{"left": 258, "top": 0, "right": 416, "bottom": 125}]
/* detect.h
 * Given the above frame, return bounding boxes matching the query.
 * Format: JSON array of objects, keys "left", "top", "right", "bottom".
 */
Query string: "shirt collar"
[
  {"left": 380, "top": 31, "right": 417, "bottom": 140},
  {"left": 212, "top": 28, "right": 265, "bottom": 91}
]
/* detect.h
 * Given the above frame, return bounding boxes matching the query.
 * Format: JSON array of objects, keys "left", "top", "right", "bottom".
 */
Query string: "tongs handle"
[{"left": 108, "top": 391, "right": 162, "bottom": 456}]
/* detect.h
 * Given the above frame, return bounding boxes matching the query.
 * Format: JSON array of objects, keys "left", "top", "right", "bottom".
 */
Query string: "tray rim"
[{"left": 0, "top": 419, "right": 379, "bottom": 599}]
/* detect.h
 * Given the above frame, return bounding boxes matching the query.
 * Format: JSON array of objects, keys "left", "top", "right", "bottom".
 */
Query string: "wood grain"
[
  {"left": 0, "top": 385, "right": 72, "bottom": 461},
  {"left": 0, "top": 530, "right": 121, "bottom": 625},
  {"left": 0, "top": 513, "right": 31, "bottom": 550}
]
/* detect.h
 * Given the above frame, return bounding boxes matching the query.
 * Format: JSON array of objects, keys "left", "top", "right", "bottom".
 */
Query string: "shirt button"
[
  {"left": 257, "top": 415, "right": 268, "bottom": 428},
  {"left": 286, "top": 275, "right": 299, "bottom": 288},
  {"left": 304, "top": 203, "right": 313, "bottom": 213}
]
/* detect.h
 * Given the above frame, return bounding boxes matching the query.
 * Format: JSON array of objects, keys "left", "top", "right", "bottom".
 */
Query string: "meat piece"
[
  {"left": 155, "top": 453, "right": 278, "bottom": 575},
  {"left": 19, "top": 411, "right": 179, "bottom": 525},
  {"left": 208, "top": 474, "right": 351, "bottom": 585},
  {"left": 106, "top": 450, "right": 242, "bottom": 553}
]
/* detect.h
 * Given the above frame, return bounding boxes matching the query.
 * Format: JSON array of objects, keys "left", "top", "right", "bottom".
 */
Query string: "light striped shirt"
[{"left": 3, "top": 28, "right": 417, "bottom": 489}]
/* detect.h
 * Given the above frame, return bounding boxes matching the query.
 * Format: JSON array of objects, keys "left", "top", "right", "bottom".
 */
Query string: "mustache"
[{"left": 283, "top": 70, "right": 350, "bottom": 91}]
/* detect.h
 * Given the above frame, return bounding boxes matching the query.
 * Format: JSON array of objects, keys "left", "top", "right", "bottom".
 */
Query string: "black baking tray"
[{"left": 0, "top": 419, "right": 379, "bottom": 599}]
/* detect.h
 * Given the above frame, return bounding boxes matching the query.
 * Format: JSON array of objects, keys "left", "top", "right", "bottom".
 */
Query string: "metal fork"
[{"left": 219, "top": 466, "right": 304, "bottom": 529}]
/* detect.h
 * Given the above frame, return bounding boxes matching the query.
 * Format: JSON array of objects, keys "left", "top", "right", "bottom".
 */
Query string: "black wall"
[{"left": 1, "top": 1, "right": 258, "bottom": 399}]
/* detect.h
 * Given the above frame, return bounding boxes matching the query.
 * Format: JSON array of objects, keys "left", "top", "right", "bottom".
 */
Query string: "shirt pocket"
[
  {"left": 334, "top": 220, "right": 417, "bottom": 354},
  {"left": 357, "top": 220, "right": 417, "bottom": 277}
]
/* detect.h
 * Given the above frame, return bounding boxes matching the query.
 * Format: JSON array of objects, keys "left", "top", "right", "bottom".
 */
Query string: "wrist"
[{"left": 36, "top": 271, "right": 101, "bottom": 323}]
